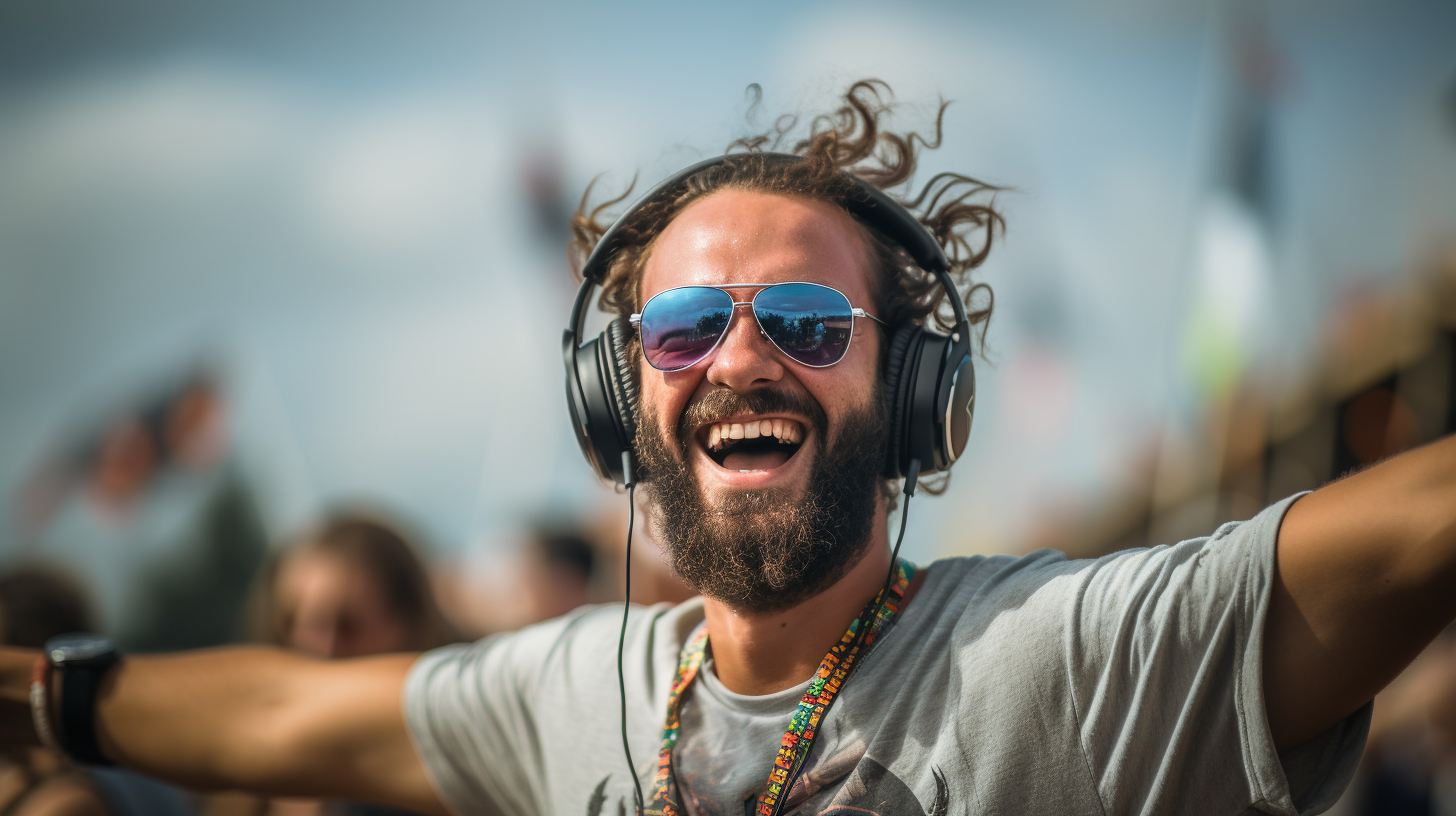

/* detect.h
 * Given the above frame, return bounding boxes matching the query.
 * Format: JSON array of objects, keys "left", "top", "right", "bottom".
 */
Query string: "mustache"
[{"left": 676, "top": 388, "right": 828, "bottom": 447}]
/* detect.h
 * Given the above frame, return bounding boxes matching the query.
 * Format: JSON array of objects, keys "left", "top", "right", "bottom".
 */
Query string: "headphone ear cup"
[
  {"left": 905, "top": 332, "right": 952, "bottom": 474},
  {"left": 882, "top": 325, "right": 921, "bottom": 480},
  {"left": 602, "top": 317, "right": 640, "bottom": 446},
  {"left": 566, "top": 317, "right": 639, "bottom": 486}
]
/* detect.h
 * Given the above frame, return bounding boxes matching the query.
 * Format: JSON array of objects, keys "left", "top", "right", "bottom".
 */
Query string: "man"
[{"left": 4, "top": 81, "right": 1456, "bottom": 816}]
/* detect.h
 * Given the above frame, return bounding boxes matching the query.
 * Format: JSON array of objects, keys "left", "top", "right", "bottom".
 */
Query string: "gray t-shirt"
[{"left": 405, "top": 496, "right": 1369, "bottom": 815}]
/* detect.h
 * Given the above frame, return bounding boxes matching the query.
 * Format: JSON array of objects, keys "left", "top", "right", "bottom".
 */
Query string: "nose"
[
  {"left": 293, "top": 612, "right": 342, "bottom": 658},
  {"left": 704, "top": 304, "right": 785, "bottom": 392}
]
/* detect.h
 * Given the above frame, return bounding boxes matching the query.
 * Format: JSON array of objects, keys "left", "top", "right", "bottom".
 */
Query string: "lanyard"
[{"left": 645, "top": 558, "right": 914, "bottom": 816}]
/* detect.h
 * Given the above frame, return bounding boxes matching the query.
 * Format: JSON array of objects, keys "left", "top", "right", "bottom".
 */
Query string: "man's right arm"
[{"left": 1, "top": 646, "right": 449, "bottom": 816}]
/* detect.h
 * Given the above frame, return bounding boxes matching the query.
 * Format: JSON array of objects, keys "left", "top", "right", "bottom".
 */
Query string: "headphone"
[{"left": 563, "top": 153, "right": 976, "bottom": 488}]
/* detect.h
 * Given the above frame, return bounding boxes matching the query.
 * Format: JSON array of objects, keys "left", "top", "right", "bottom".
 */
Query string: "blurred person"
[
  {"left": 0, "top": 566, "right": 108, "bottom": 816},
  {"left": 210, "top": 515, "right": 452, "bottom": 815},
  {"left": 0, "top": 565, "right": 191, "bottom": 816},
  {"left": 5, "top": 79, "right": 1456, "bottom": 815},
  {"left": 161, "top": 376, "right": 228, "bottom": 473},
  {"left": 17, "top": 368, "right": 268, "bottom": 654},
  {"left": 517, "top": 528, "right": 598, "bottom": 625},
  {"left": 257, "top": 513, "right": 456, "bottom": 658},
  {"left": 0, "top": 568, "right": 94, "bottom": 651},
  {"left": 433, "top": 515, "right": 690, "bottom": 635},
  {"left": 205, "top": 513, "right": 454, "bottom": 816},
  {"left": 85, "top": 417, "right": 158, "bottom": 517},
  {"left": 512, "top": 521, "right": 698, "bottom": 626}
]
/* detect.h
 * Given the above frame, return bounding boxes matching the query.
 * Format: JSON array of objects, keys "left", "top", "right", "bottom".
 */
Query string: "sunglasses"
[{"left": 629, "top": 282, "right": 887, "bottom": 372}]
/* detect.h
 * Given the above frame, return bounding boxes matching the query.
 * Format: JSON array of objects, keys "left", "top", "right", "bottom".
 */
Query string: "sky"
[{"left": 1, "top": 0, "right": 1453, "bottom": 585}]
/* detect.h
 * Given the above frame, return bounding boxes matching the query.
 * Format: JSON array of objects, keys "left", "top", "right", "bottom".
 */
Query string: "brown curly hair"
[{"left": 568, "top": 79, "right": 1004, "bottom": 351}]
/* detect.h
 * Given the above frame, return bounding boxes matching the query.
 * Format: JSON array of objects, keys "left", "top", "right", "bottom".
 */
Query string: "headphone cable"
[
  {"left": 618, "top": 456, "right": 647, "bottom": 815},
  {"left": 881, "top": 457, "right": 920, "bottom": 597}
]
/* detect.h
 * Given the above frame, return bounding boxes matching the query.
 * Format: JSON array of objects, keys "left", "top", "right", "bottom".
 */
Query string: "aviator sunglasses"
[{"left": 630, "top": 282, "right": 887, "bottom": 371}]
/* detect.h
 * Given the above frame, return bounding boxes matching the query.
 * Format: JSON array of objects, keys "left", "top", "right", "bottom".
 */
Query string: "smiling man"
[
  {"left": 4, "top": 80, "right": 1456, "bottom": 816},
  {"left": 634, "top": 191, "right": 892, "bottom": 622}
]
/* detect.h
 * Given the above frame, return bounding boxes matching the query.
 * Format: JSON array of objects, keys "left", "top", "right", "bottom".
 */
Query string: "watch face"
[{"left": 46, "top": 633, "right": 116, "bottom": 665}]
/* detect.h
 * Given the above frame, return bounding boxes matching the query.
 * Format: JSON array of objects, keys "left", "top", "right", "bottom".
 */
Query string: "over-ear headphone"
[{"left": 563, "top": 153, "right": 976, "bottom": 487}]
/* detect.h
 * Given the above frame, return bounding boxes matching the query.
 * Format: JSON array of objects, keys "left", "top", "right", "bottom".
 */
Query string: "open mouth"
[{"left": 702, "top": 418, "right": 806, "bottom": 472}]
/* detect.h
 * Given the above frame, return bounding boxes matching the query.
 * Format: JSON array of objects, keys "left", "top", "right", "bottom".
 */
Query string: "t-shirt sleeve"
[
  {"left": 401, "top": 602, "right": 693, "bottom": 816},
  {"left": 403, "top": 606, "right": 638, "bottom": 816},
  {"left": 402, "top": 629, "right": 555, "bottom": 816},
  {"left": 1064, "top": 494, "right": 1370, "bottom": 815}
]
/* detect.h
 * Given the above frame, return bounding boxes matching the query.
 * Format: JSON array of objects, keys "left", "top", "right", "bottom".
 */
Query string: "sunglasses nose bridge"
[
  {"left": 725, "top": 300, "right": 770, "bottom": 341},
  {"left": 718, "top": 299, "right": 776, "bottom": 350},
  {"left": 701, "top": 301, "right": 785, "bottom": 382}
]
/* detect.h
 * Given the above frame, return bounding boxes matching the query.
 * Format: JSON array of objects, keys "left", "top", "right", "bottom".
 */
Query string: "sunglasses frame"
[{"left": 629, "top": 281, "right": 888, "bottom": 372}]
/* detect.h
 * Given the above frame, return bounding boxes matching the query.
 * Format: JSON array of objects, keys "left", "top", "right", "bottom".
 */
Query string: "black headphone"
[{"left": 563, "top": 153, "right": 976, "bottom": 488}]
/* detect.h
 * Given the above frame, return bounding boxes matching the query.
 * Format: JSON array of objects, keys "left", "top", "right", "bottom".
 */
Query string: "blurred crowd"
[
  {"left": 0, "top": 373, "right": 688, "bottom": 816},
  {"left": 1, "top": 502, "right": 687, "bottom": 816}
]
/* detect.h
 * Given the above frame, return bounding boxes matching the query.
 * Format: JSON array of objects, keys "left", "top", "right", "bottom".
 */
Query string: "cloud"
[
  {"left": 0, "top": 60, "right": 296, "bottom": 221},
  {"left": 299, "top": 104, "right": 503, "bottom": 261}
]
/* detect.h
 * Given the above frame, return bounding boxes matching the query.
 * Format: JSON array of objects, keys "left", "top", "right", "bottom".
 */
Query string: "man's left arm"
[{"left": 1265, "top": 433, "right": 1456, "bottom": 751}]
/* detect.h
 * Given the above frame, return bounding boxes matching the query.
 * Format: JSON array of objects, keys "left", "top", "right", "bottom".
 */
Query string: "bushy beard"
[{"left": 634, "top": 385, "right": 888, "bottom": 615}]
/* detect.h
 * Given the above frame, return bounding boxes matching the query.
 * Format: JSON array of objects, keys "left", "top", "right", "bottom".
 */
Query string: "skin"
[
  {"left": 0, "top": 186, "right": 1452, "bottom": 807},
  {"left": 273, "top": 550, "right": 410, "bottom": 659},
  {"left": 228, "top": 551, "right": 415, "bottom": 816},
  {"left": 0, "top": 748, "right": 109, "bottom": 816},
  {"left": 1265, "top": 437, "right": 1456, "bottom": 750},
  {"left": 636, "top": 189, "right": 911, "bottom": 695}
]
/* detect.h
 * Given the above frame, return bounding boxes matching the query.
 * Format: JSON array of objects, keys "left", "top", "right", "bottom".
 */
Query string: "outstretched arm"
[
  {"left": 1265, "top": 433, "right": 1456, "bottom": 751},
  {"left": 1, "top": 647, "right": 448, "bottom": 816}
]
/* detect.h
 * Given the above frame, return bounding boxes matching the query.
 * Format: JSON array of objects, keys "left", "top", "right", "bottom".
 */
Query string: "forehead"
[
  {"left": 278, "top": 550, "right": 362, "bottom": 592},
  {"left": 639, "top": 189, "right": 874, "bottom": 305}
]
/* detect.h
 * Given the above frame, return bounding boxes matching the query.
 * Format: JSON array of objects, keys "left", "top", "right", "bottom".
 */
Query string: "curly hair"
[{"left": 568, "top": 79, "right": 1004, "bottom": 349}]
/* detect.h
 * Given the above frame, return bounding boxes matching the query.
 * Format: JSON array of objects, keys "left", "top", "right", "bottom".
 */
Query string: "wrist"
[
  {"left": 43, "top": 634, "right": 120, "bottom": 766},
  {"left": 29, "top": 654, "right": 64, "bottom": 755}
]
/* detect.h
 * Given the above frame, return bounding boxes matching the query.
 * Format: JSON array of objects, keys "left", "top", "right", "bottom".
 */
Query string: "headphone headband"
[
  {"left": 564, "top": 152, "right": 976, "bottom": 486},
  {"left": 575, "top": 154, "right": 968, "bottom": 333}
]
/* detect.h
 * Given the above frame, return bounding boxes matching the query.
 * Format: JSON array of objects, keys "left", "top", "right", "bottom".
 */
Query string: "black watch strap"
[{"left": 45, "top": 633, "right": 119, "bottom": 766}]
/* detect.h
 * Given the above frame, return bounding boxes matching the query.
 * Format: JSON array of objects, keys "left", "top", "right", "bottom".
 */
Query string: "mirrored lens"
[
  {"left": 753, "top": 283, "right": 855, "bottom": 367},
  {"left": 639, "top": 287, "right": 734, "bottom": 371}
]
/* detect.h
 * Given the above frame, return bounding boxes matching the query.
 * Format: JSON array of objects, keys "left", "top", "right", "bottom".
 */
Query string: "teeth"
[{"left": 707, "top": 418, "right": 805, "bottom": 451}]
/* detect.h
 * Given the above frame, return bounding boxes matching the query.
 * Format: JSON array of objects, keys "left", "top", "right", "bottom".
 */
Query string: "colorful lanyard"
[{"left": 645, "top": 558, "right": 914, "bottom": 816}]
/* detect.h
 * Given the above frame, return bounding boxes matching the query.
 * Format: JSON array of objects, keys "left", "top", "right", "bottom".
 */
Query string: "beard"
[{"left": 634, "top": 384, "right": 888, "bottom": 615}]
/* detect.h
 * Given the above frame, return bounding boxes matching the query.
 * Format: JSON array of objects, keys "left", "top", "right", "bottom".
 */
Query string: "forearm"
[
  {"left": 97, "top": 648, "right": 429, "bottom": 802},
  {"left": 97, "top": 648, "right": 337, "bottom": 790},
  {"left": 3, "top": 645, "right": 441, "bottom": 813}
]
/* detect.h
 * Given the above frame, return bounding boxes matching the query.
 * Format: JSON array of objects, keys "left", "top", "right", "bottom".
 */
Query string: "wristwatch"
[{"left": 44, "top": 633, "right": 119, "bottom": 766}]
